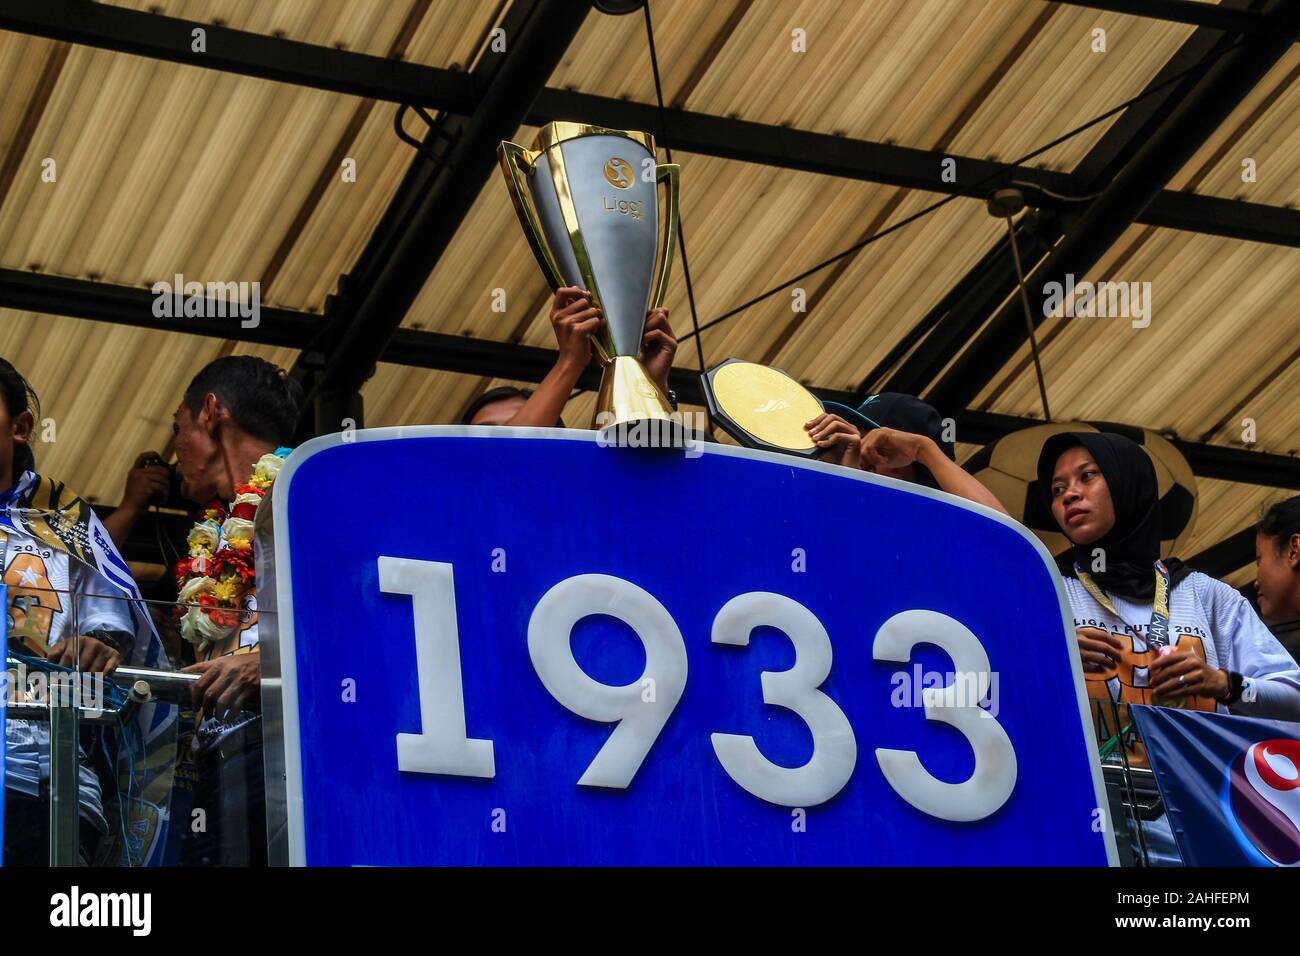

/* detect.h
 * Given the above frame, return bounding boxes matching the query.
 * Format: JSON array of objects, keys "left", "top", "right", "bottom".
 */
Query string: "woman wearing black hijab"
[{"left": 1037, "top": 431, "right": 1300, "bottom": 721}]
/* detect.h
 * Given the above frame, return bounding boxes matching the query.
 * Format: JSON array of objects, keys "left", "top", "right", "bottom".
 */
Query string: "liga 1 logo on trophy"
[{"left": 602, "top": 156, "right": 645, "bottom": 220}]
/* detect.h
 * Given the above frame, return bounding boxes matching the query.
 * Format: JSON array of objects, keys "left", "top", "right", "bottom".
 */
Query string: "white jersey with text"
[
  {"left": 1063, "top": 570, "right": 1300, "bottom": 720},
  {"left": 4, "top": 527, "right": 136, "bottom": 831}
]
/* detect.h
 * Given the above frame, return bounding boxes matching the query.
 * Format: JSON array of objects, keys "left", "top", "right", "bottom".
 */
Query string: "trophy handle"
[
  {"left": 650, "top": 163, "right": 680, "bottom": 310},
  {"left": 497, "top": 141, "right": 566, "bottom": 291}
]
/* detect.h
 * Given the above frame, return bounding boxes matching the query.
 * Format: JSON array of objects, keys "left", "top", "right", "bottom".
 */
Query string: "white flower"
[
  {"left": 178, "top": 575, "right": 216, "bottom": 604},
  {"left": 179, "top": 604, "right": 237, "bottom": 648},
  {"left": 180, "top": 607, "right": 202, "bottom": 646},
  {"left": 187, "top": 521, "right": 221, "bottom": 556},
  {"left": 221, "top": 516, "right": 255, "bottom": 545},
  {"left": 254, "top": 453, "right": 283, "bottom": 484},
  {"left": 195, "top": 608, "right": 235, "bottom": 644}
]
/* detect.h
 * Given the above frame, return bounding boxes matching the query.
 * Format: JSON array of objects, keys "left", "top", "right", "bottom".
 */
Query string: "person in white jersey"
[
  {"left": 1, "top": 358, "right": 171, "bottom": 864},
  {"left": 1038, "top": 431, "right": 1300, "bottom": 719},
  {"left": 1038, "top": 430, "right": 1300, "bottom": 864}
]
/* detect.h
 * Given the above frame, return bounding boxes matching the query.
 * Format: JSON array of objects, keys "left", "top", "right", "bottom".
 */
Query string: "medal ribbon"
[{"left": 1073, "top": 559, "right": 1172, "bottom": 648}]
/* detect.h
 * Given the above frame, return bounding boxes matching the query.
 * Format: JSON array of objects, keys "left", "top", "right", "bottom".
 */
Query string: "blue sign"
[
  {"left": 1132, "top": 705, "right": 1300, "bottom": 866},
  {"left": 264, "top": 428, "right": 1115, "bottom": 866}
]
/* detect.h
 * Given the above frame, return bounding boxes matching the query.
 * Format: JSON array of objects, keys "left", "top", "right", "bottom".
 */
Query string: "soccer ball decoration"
[{"left": 964, "top": 421, "right": 1198, "bottom": 561}]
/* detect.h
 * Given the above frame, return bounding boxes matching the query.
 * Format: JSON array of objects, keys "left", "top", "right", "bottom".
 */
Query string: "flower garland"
[{"left": 175, "top": 447, "right": 290, "bottom": 650}]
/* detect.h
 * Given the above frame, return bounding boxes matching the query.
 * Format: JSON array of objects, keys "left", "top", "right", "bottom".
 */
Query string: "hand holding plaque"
[{"left": 699, "top": 359, "right": 828, "bottom": 457}]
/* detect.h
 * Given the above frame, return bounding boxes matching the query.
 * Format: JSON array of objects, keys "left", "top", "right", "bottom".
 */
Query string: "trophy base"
[{"left": 593, "top": 356, "right": 684, "bottom": 449}]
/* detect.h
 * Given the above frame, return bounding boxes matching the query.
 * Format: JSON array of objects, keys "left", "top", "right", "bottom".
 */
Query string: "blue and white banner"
[
  {"left": 1, "top": 582, "right": 6, "bottom": 866},
  {"left": 264, "top": 427, "right": 1115, "bottom": 866},
  {"left": 1132, "top": 704, "right": 1300, "bottom": 866}
]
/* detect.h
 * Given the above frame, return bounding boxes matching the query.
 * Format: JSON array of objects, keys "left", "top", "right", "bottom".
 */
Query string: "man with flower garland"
[{"left": 112, "top": 355, "right": 300, "bottom": 865}]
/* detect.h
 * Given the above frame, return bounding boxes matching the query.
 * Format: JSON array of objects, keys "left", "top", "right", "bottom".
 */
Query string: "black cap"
[
  {"left": 824, "top": 393, "right": 954, "bottom": 457},
  {"left": 822, "top": 392, "right": 955, "bottom": 488}
]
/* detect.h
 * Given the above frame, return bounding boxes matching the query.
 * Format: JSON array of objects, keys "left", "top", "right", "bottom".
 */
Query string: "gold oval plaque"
[{"left": 704, "top": 360, "right": 824, "bottom": 454}]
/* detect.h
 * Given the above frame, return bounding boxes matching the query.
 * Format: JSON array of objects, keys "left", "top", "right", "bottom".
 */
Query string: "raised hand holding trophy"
[{"left": 499, "top": 122, "right": 680, "bottom": 439}]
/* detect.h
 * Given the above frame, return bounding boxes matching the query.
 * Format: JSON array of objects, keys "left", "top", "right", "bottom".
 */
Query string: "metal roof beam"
[
  {"left": 0, "top": 267, "right": 313, "bottom": 345},
  {"left": 4, "top": 269, "right": 1296, "bottom": 488},
  {"left": 1186, "top": 524, "right": 1258, "bottom": 577},
  {"left": 0, "top": 0, "right": 478, "bottom": 109},
  {"left": 877, "top": 211, "right": 1061, "bottom": 398},
  {"left": 1043, "top": 0, "right": 1273, "bottom": 34},
  {"left": 290, "top": 0, "right": 591, "bottom": 434},
  {"left": 534, "top": 89, "right": 1300, "bottom": 246},
  {"left": 926, "top": 0, "right": 1300, "bottom": 415},
  {"left": 0, "top": 2, "right": 1297, "bottom": 246}
]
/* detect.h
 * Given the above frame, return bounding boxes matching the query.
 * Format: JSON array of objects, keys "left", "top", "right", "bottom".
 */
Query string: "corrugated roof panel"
[
  {"left": 552, "top": 0, "right": 1193, "bottom": 170},
  {"left": 104, "top": 0, "right": 424, "bottom": 59},
  {"left": 0, "top": 47, "right": 369, "bottom": 302},
  {"left": 1, "top": 311, "right": 230, "bottom": 502},
  {"left": 1166, "top": 45, "right": 1300, "bottom": 205},
  {"left": 1182, "top": 477, "right": 1291, "bottom": 562},
  {"left": 0, "top": 0, "right": 1291, "bottom": 572},
  {"left": 975, "top": 226, "right": 1300, "bottom": 458}
]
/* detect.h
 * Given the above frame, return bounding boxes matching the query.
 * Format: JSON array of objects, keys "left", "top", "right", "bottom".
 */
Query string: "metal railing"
[{"left": 5, "top": 657, "right": 195, "bottom": 865}]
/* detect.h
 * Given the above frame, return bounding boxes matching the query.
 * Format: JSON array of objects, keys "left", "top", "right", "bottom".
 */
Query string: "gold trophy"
[{"left": 499, "top": 122, "right": 680, "bottom": 435}]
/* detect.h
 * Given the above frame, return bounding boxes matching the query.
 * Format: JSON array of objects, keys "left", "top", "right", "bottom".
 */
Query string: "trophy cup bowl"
[{"left": 499, "top": 122, "right": 681, "bottom": 442}]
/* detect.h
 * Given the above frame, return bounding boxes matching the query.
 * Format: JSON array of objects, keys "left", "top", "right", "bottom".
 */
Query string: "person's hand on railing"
[
  {"left": 46, "top": 635, "right": 122, "bottom": 675},
  {"left": 183, "top": 649, "right": 261, "bottom": 719}
]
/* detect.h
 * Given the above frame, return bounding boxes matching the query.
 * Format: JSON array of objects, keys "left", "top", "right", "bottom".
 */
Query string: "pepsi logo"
[{"left": 1225, "top": 737, "right": 1300, "bottom": 866}]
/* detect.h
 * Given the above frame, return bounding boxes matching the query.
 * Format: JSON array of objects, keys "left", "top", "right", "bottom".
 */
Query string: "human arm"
[
  {"left": 1147, "top": 644, "right": 1230, "bottom": 703},
  {"left": 101, "top": 451, "right": 172, "bottom": 549},
  {"left": 1204, "top": 577, "right": 1300, "bottom": 720},
  {"left": 859, "top": 427, "right": 1010, "bottom": 514},
  {"left": 183, "top": 648, "right": 262, "bottom": 719},
  {"left": 46, "top": 632, "right": 124, "bottom": 675},
  {"left": 501, "top": 287, "right": 602, "bottom": 427},
  {"left": 804, "top": 413, "right": 862, "bottom": 468},
  {"left": 640, "top": 307, "right": 677, "bottom": 395},
  {"left": 48, "top": 559, "right": 141, "bottom": 674}
]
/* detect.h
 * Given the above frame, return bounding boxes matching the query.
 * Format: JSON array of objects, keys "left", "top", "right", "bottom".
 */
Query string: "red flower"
[
  {"left": 212, "top": 547, "right": 255, "bottom": 584},
  {"left": 234, "top": 483, "right": 264, "bottom": 498},
  {"left": 232, "top": 501, "right": 257, "bottom": 521},
  {"left": 206, "top": 607, "right": 240, "bottom": 628}
]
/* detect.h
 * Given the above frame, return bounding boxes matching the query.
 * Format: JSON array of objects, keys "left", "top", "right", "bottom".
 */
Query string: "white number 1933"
[{"left": 379, "top": 557, "right": 1017, "bottom": 821}]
